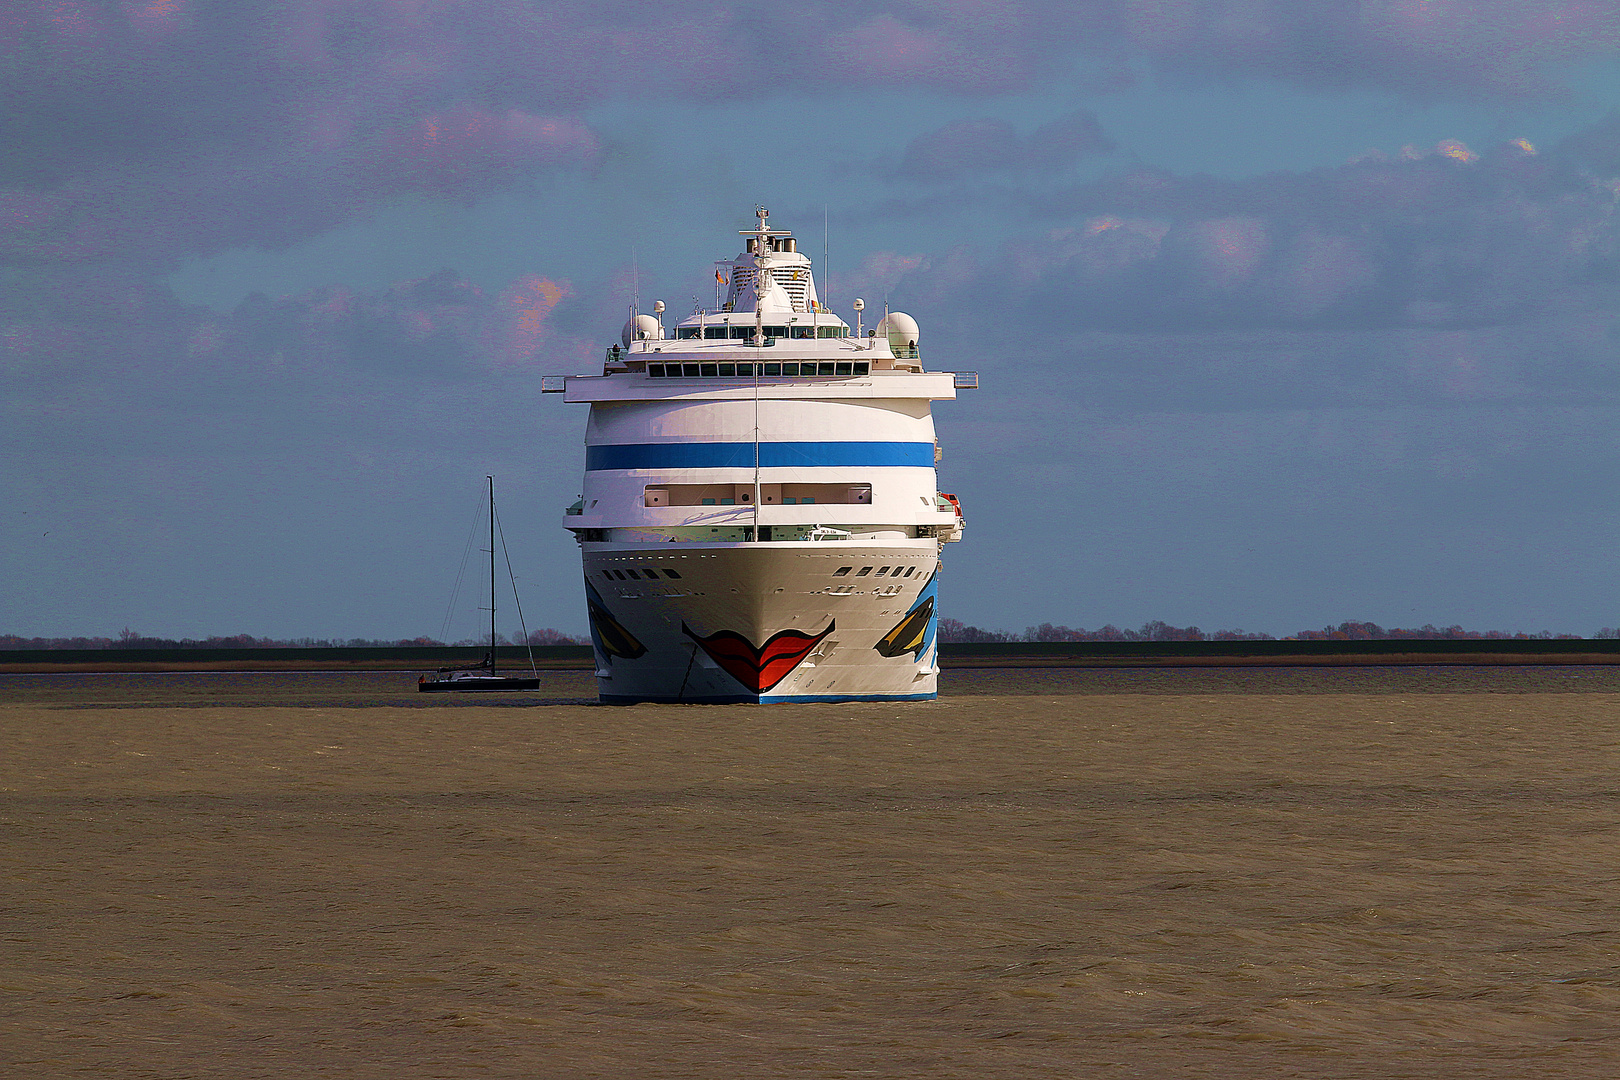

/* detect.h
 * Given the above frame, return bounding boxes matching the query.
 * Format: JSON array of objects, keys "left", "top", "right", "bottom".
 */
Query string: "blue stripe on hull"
[
  {"left": 586, "top": 441, "right": 935, "bottom": 471},
  {"left": 599, "top": 690, "right": 939, "bottom": 705}
]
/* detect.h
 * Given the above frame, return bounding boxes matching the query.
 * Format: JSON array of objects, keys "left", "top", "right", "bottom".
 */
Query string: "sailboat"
[{"left": 418, "top": 476, "right": 541, "bottom": 693}]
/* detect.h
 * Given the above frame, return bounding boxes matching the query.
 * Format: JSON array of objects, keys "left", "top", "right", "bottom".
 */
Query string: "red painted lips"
[{"left": 681, "top": 621, "right": 836, "bottom": 694}]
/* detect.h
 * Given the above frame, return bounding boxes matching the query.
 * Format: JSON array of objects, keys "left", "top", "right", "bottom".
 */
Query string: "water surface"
[{"left": 5, "top": 669, "right": 1619, "bottom": 1077}]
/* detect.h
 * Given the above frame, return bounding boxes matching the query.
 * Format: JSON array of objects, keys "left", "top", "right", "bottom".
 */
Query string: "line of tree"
[
  {"left": 2, "top": 619, "right": 1603, "bottom": 650},
  {"left": 940, "top": 619, "right": 1587, "bottom": 643},
  {"left": 0, "top": 628, "right": 587, "bottom": 650}
]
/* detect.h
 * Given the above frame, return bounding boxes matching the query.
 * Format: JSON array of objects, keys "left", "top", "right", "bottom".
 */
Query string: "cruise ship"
[{"left": 554, "top": 209, "right": 972, "bottom": 703}]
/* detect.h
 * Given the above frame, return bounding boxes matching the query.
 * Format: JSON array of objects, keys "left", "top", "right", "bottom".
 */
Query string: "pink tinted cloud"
[
  {"left": 371, "top": 109, "right": 600, "bottom": 198},
  {"left": 4, "top": 0, "right": 1620, "bottom": 286},
  {"left": 3, "top": 268, "right": 582, "bottom": 381},
  {"left": 1189, "top": 216, "right": 1269, "bottom": 287},
  {"left": 495, "top": 274, "right": 570, "bottom": 364}
]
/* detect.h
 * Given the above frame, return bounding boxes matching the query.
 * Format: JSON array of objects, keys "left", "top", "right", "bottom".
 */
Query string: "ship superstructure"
[{"left": 559, "top": 209, "right": 970, "bottom": 702}]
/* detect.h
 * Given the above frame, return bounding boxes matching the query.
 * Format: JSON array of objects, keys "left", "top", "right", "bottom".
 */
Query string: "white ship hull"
[
  {"left": 583, "top": 540, "right": 941, "bottom": 703},
  {"left": 556, "top": 210, "right": 969, "bottom": 704}
]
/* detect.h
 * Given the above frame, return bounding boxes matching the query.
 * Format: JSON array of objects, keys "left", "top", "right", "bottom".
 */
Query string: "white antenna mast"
[
  {"left": 752, "top": 206, "right": 768, "bottom": 348},
  {"left": 751, "top": 207, "right": 768, "bottom": 537}
]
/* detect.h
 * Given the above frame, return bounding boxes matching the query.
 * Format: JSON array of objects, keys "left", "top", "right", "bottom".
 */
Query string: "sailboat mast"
[{"left": 488, "top": 474, "right": 496, "bottom": 666}]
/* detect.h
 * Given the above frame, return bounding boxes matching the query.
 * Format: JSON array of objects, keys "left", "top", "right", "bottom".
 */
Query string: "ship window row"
[
  {"left": 830, "top": 565, "right": 918, "bottom": 578},
  {"left": 648, "top": 361, "right": 869, "bottom": 379},
  {"left": 675, "top": 326, "right": 849, "bottom": 340},
  {"left": 646, "top": 483, "right": 871, "bottom": 507},
  {"left": 601, "top": 567, "right": 682, "bottom": 581}
]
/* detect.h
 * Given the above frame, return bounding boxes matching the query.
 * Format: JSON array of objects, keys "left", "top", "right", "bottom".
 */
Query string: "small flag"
[{"left": 716, "top": 269, "right": 727, "bottom": 285}]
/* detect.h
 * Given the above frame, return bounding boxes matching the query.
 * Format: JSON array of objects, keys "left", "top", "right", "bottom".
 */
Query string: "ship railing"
[
  {"left": 892, "top": 345, "right": 921, "bottom": 360},
  {"left": 952, "top": 371, "right": 978, "bottom": 390}
]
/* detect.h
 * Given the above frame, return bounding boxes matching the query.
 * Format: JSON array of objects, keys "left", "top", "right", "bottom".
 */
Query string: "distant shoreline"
[{"left": 4, "top": 639, "right": 1619, "bottom": 673}]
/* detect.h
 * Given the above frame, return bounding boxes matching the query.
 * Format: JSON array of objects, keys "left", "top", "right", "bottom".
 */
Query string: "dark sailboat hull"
[{"left": 417, "top": 676, "right": 540, "bottom": 693}]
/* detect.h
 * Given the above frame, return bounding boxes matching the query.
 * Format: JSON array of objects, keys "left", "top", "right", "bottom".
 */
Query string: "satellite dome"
[
  {"left": 621, "top": 313, "right": 664, "bottom": 347},
  {"left": 875, "top": 311, "right": 920, "bottom": 351}
]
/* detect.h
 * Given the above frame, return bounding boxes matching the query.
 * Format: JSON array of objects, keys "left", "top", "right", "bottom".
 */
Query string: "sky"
[{"left": 8, "top": 1, "right": 1620, "bottom": 642}]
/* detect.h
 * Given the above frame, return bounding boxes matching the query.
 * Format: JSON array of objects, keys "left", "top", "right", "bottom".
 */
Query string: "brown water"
[{"left": 5, "top": 668, "right": 1620, "bottom": 1078}]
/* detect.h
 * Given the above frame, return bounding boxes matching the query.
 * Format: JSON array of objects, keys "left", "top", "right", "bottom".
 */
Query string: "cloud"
[
  {"left": 5, "top": 0, "right": 1619, "bottom": 287},
  {"left": 4, "top": 268, "right": 585, "bottom": 391},
  {"left": 835, "top": 250, "right": 931, "bottom": 301},
  {"left": 369, "top": 110, "right": 600, "bottom": 200},
  {"left": 1, "top": 3, "right": 607, "bottom": 279},
  {"left": 834, "top": 118, "right": 1620, "bottom": 449},
  {"left": 888, "top": 127, "right": 1620, "bottom": 342},
  {"left": 894, "top": 110, "right": 1115, "bottom": 181},
  {"left": 1119, "top": 0, "right": 1620, "bottom": 97}
]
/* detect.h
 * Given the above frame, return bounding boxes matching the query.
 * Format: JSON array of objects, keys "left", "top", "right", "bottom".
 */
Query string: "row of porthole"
[
  {"left": 601, "top": 568, "right": 681, "bottom": 581},
  {"left": 832, "top": 565, "right": 919, "bottom": 578},
  {"left": 600, "top": 564, "right": 917, "bottom": 582}
]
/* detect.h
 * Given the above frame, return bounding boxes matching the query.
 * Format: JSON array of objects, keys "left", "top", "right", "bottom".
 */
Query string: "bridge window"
[{"left": 641, "top": 360, "right": 870, "bottom": 380}]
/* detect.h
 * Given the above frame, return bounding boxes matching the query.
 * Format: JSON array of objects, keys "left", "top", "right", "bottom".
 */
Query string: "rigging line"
[
  {"left": 753, "top": 344, "right": 760, "bottom": 540},
  {"left": 492, "top": 499, "right": 539, "bottom": 679},
  {"left": 676, "top": 642, "right": 698, "bottom": 702},
  {"left": 439, "top": 488, "right": 486, "bottom": 643}
]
